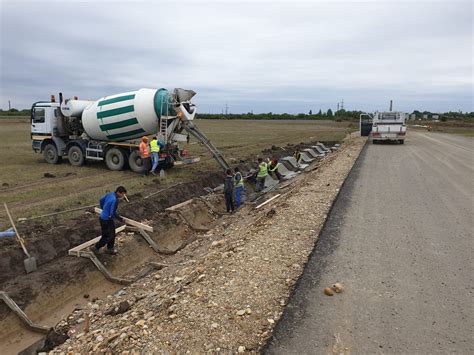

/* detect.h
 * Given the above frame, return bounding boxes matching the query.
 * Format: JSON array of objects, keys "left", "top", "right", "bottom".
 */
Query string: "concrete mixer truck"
[{"left": 30, "top": 88, "right": 230, "bottom": 172}]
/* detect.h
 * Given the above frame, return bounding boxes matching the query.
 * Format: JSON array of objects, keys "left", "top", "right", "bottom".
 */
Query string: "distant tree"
[
  {"left": 309, "top": 109, "right": 312, "bottom": 115},
  {"left": 317, "top": 109, "right": 322, "bottom": 116},
  {"left": 327, "top": 109, "right": 333, "bottom": 117}
]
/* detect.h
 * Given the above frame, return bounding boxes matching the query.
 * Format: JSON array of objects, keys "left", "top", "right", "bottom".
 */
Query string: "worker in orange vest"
[{"left": 139, "top": 136, "right": 150, "bottom": 176}]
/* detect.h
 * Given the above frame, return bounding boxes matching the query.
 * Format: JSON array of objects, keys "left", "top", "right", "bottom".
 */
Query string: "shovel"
[{"left": 3, "top": 203, "right": 37, "bottom": 273}]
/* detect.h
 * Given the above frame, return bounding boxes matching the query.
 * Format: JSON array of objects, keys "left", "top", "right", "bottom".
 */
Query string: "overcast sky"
[{"left": 1, "top": 0, "right": 472, "bottom": 113}]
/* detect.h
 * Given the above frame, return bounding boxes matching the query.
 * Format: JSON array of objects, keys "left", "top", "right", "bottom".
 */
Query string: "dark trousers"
[
  {"left": 96, "top": 218, "right": 116, "bottom": 250},
  {"left": 224, "top": 192, "right": 235, "bottom": 212},
  {"left": 142, "top": 157, "right": 151, "bottom": 176},
  {"left": 256, "top": 176, "right": 266, "bottom": 192}
]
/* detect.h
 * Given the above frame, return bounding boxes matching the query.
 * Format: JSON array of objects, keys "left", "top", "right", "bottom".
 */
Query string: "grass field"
[
  {"left": 0, "top": 117, "right": 354, "bottom": 229},
  {"left": 409, "top": 120, "right": 474, "bottom": 136}
]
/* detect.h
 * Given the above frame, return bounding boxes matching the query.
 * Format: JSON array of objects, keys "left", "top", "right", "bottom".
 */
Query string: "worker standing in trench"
[
  {"left": 224, "top": 169, "right": 235, "bottom": 213},
  {"left": 91, "top": 186, "right": 127, "bottom": 255},
  {"left": 268, "top": 159, "right": 283, "bottom": 180},
  {"left": 255, "top": 158, "right": 268, "bottom": 192},
  {"left": 233, "top": 167, "right": 244, "bottom": 208}
]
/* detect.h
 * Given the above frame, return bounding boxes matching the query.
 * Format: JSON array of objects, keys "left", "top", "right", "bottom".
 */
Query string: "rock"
[
  {"left": 92, "top": 304, "right": 100, "bottom": 310},
  {"left": 144, "top": 311, "right": 153, "bottom": 319},
  {"left": 83, "top": 294, "right": 89, "bottom": 299},
  {"left": 238, "top": 346, "right": 246, "bottom": 353},
  {"left": 324, "top": 287, "right": 334, "bottom": 296},
  {"left": 331, "top": 282, "right": 344, "bottom": 293},
  {"left": 173, "top": 276, "right": 184, "bottom": 283},
  {"left": 96, "top": 335, "right": 104, "bottom": 342},
  {"left": 210, "top": 240, "right": 225, "bottom": 248},
  {"left": 76, "top": 318, "right": 85, "bottom": 324},
  {"left": 245, "top": 308, "right": 252, "bottom": 315},
  {"left": 236, "top": 310, "right": 246, "bottom": 316},
  {"left": 211, "top": 322, "right": 218, "bottom": 329},
  {"left": 105, "top": 301, "right": 130, "bottom": 316},
  {"left": 267, "top": 318, "right": 275, "bottom": 324},
  {"left": 169, "top": 313, "right": 177, "bottom": 319},
  {"left": 135, "top": 320, "right": 146, "bottom": 327}
]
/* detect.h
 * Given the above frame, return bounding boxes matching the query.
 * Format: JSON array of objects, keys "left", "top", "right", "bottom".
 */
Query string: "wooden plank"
[
  {"left": 17, "top": 203, "right": 99, "bottom": 222},
  {"left": 68, "top": 225, "right": 126, "bottom": 256},
  {"left": 165, "top": 198, "right": 194, "bottom": 212},
  {"left": 256, "top": 194, "right": 281, "bottom": 209},
  {"left": 93, "top": 208, "right": 153, "bottom": 232}
]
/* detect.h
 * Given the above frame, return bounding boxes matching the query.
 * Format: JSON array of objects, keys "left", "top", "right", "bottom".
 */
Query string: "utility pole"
[
  {"left": 337, "top": 102, "right": 339, "bottom": 111},
  {"left": 8, "top": 100, "right": 11, "bottom": 110},
  {"left": 341, "top": 99, "right": 344, "bottom": 110},
  {"left": 389, "top": 100, "right": 393, "bottom": 112},
  {"left": 225, "top": 103, "right": 228, "bottom": 115}
]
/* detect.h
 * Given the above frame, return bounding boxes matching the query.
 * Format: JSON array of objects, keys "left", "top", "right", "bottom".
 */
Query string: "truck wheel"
[
  {"left": 372, "top": 140, "right": 378, "bottom": 144},
  {"left": 128, "top": 150, "right": 143, "bottom": 173},
  {"left": 105, "top": 148, "right": 126, "bottom": 171},
  {"left": 399, "top": 140, "right": 405, "bottom": 144},
  {"left": 43, "top": 143, "right": 60, "bottom": 164},
  {"left": 68, "top": 146, "right": 85, "bottom": 166}
]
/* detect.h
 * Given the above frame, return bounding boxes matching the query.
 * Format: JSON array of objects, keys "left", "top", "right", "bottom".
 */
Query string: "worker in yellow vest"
[
  {"left": 256, "top": 158, "right": 268, "bottom": 192},
  {"left": 150, "top": 136, "right": 160, "bottom": 175}
]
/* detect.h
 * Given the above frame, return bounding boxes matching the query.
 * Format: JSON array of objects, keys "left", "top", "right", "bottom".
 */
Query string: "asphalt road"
[{"left": 266, "top": 131, "right": 474, "bottom": 354}]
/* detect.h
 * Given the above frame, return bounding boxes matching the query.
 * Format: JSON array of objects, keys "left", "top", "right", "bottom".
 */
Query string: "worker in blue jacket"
[{"left": 91, "top": 186, "right": 127, "bottom": 255}]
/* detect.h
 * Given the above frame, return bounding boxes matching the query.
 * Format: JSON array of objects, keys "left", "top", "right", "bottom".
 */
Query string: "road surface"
[{"left": 266, "top": 131, "right": 474, "bottom": 354}]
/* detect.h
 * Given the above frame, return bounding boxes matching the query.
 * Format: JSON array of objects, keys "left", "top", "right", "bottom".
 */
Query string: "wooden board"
[
  {"left": 165, "top": 198, "right": 194, "bottom": 212},
  {"left": 256, "top": 194, "right": 281, "bottom": 209},
  {"left": 93, "top": 208, "right": 153, "bottom": 232},
  {"left": 68, "top": 225, "right": 126, "bottom": 257}
]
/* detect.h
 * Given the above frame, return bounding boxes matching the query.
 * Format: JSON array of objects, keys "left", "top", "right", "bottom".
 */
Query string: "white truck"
[
  {"left": 30, "top": 88, "right": 229, "bottom": 171},
  {"left": 371, "top": 111, "right": 407, "bottom": 144}
]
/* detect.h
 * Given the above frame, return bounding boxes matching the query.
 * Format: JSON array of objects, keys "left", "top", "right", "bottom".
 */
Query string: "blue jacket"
[{"left": 99, "top": 192, "right": 121, "bottom": 221}]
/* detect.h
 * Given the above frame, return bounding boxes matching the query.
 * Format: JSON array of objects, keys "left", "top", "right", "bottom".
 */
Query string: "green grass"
[{"left": 0, "top": 118, "right": 352, "bottom": 229}]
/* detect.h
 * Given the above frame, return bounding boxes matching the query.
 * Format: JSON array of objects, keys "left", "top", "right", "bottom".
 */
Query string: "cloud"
[{"left": 1, "top": 0, "right": 472, "bottom": 113}]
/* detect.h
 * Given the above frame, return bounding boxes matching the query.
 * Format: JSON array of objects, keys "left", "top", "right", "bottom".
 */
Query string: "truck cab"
[
  {"left": 371, "top": 111, "right": 407, "bottom": 144},
  {"left": 31, "top": 101, "right": 68, "bottom": 163}
]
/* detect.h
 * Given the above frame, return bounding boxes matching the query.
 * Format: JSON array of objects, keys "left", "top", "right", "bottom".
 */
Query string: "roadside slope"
[{"left": 51, "top": 136, "right": 366, "bottom": 353}]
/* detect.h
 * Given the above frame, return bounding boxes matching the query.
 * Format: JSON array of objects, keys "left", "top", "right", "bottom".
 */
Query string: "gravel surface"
[
  {"left": 49, "top": 135, "right": 366, "bottom": 354},
  {"left": 266, "top": 131, "right": 474, "bottom": 354}
]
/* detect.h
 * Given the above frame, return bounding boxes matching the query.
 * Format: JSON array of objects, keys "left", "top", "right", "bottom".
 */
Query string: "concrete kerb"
[
  {"left": 300, "top": 152, "right": 315, "bottom": 163},
  {"left": 281, "top": 156, "right": 309, "bottom": 170},
  {"left": 302, "top": 148, "right": 323, "bottom": 159}
]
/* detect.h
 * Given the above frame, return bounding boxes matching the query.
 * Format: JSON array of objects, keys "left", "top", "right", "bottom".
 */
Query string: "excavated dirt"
[{"left": 0, "top": 140, "right": 341, "bottom": 353}]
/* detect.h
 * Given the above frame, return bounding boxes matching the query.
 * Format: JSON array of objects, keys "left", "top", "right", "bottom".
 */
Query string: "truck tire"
[
  {"left": 68, "top": 145, "right": 85, "bottom": 166},
  {"left": 105, "top": 148, "right": 126, "bottom": 171},
  {"left": 372, "top": 139, "right": 378, "bottom": 144},
  {"left": 43, "top": 143, "right": 60, "bottom": 164},
  {"left": 128, "top": 150, "right": 143, "bottom": 173},
  {"left": 399, "top": 139, "right": 405, "bottom": 144}
]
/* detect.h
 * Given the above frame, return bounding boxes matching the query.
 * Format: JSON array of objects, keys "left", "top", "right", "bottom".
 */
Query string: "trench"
[{"left": 0, "top": 140, "right": 337, "bottom": 354}]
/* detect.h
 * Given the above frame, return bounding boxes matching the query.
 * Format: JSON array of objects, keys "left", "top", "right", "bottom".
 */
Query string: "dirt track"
[{"left": 266, "top": 131, "right": 474, "bottom": 353}]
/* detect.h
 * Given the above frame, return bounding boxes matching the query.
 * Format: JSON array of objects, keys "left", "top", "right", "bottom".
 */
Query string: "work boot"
[{"left": 105, "top": 249, "right": 118, "bottom": 255}]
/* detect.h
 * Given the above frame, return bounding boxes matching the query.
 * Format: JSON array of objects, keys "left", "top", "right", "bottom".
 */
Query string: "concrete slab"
[
  {"left": 316, "top": 142, "right": 330, "bottom": 151},
  {"left": 262, "top": 175, "right": 279, "bottom": 193},
  {"left": 300, "top": 152, "right": 315, "bottom": 163},
  {"left": 277, "top": 163, "right": 298, "bottom": 180},
  {"left": 311, "top": 146, "right": 328, "bottom": 155},
  {"left": 281, "top": 156, "right": 309, "bottom": 170},
  {"left": 302, "top": 148, "right": 322, "bottom": 158}
]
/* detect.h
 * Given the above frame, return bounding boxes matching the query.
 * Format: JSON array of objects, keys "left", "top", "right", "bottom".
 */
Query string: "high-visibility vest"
[
  {"left": 257, "top": 162, "right": 268, "bottom": 178},
  {"left": 150, "top": 139, "right": 160, "bottom": 153},
  {"left": 234, "top": 172, "right": 244, "bottom": 187},
  {"left": 139, "top": 142, "right": 150, "bottom": 158},
  {"left": 269, "top": 162, "right": 280, "bottom": 172}
]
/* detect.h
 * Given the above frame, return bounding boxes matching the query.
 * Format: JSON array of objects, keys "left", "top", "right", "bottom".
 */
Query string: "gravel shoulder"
[{"left": 49, "top": 135, "right": 366, "bottom": 353}]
